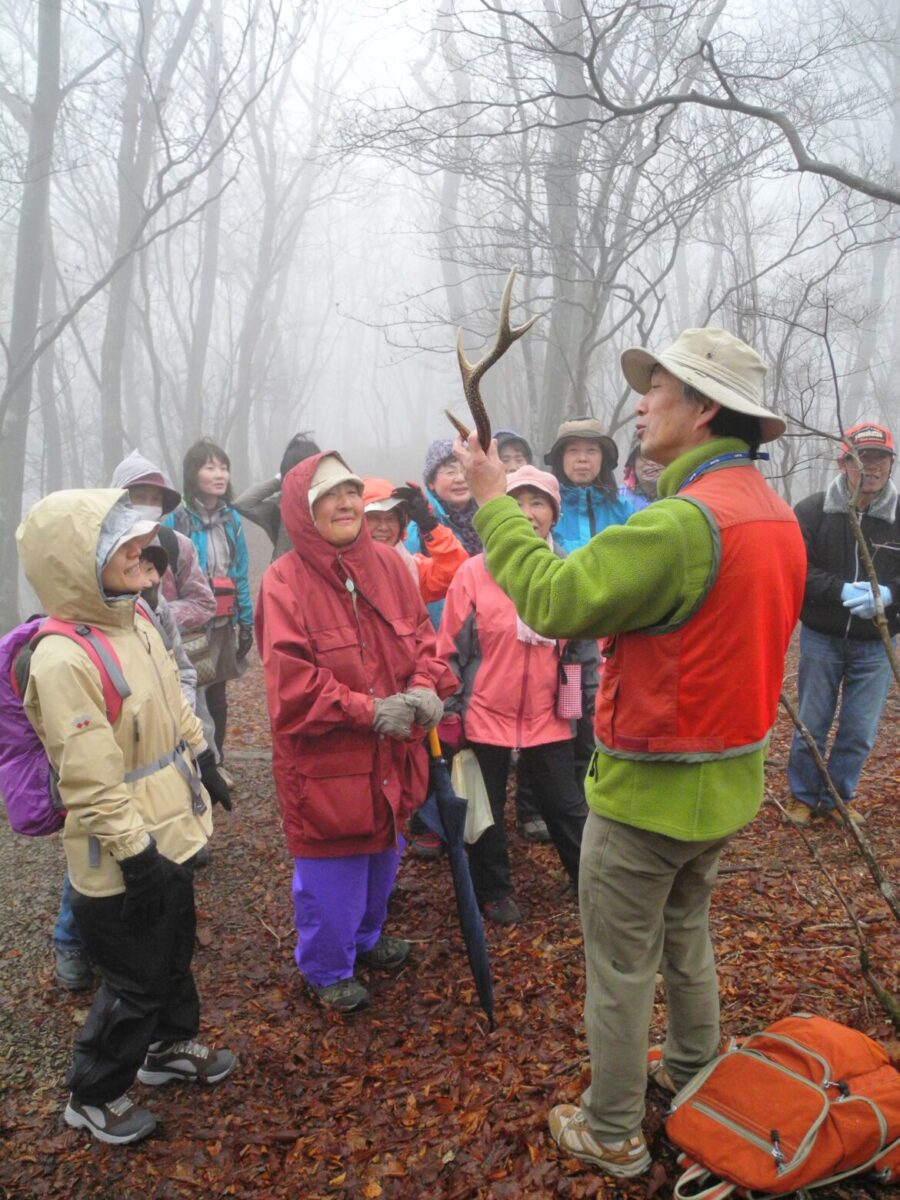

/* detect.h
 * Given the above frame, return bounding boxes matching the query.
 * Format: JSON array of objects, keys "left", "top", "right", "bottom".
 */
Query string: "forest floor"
[{"left": 1, "top": 538, "right": 898, "bottom": 1198}]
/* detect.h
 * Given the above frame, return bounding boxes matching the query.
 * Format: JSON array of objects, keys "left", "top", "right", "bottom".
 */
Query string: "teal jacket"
[
  {"left": 473, "top": 438, "right": 769, "bottom": 841},
  {"left": 554, "top": 481, "right": 633, "bottom": 553},
  {"left": 162, "top": 502, "right": 253, "bottom": 627}
]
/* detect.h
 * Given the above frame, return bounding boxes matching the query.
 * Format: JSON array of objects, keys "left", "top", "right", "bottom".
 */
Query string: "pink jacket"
[
  {"left": 437, "top": 554, "right": 575, "bottom": 748},
  {"left": 160, "top": 529, "right": 216, "bottom": 633}
]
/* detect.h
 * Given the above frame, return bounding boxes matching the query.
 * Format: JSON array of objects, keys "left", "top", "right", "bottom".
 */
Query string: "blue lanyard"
[{"left": 677, "top": 450, "right": 768, "bottom": 493}]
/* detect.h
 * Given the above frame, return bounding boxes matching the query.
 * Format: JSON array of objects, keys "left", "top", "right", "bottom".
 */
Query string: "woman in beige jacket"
[{"left": 16, "top": 489, "right": 235, "bottom": 1146}]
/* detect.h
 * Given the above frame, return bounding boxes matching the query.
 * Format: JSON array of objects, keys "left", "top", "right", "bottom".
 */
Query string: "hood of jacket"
[
  {"left": 16, "top": 489, "right": 144, "bottom": 628},
  {"left": 281, "top": 452, "right": 401, "bottom": 616},
  {"left": 824, "top": 473, "right": 899, "bottom": 523},
  {"left": 110, "top": 449, "right": 181, "bottom": 514}
]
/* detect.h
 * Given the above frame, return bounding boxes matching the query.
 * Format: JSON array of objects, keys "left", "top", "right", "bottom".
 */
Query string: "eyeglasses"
[{"left": 435, "top": 461, "right": 465, "bottom": 478}]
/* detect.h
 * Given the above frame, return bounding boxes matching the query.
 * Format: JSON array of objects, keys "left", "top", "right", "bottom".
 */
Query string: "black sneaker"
[
  {"left": 356, "top": 935, "right": 411, "bottom": 971},
  {"left": 54, "top": 945, "right": 94, "bottom": 992},
  {"left": 137, "top": 1039, "right": 236, "bottom": 1086},
  {"left": 483, "top": 896, "right": 523, "bottom": 925},
  {"left": 308, "top": 977, "right": 370, "bottom": 1013},
  {"left": 64, "top": 1093, "right": 156, "bottom": 1145}
]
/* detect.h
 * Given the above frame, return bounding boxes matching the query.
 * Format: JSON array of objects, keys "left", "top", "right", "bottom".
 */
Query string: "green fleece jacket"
[{"left": 473, "top": 437, "right": 765, "bottom": 841}]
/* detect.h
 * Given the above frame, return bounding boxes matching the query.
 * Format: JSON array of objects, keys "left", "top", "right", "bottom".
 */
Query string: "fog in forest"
[{"left": 0, "top": 0, "right": 898, "bottom": 624}]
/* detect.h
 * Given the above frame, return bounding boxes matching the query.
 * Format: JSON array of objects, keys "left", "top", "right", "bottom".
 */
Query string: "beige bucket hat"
[
  {"left": 307, "top": 453, "right": 364, "bottom": 509},
  {"left": 620, "top": 328, "right": 785, "bottom": 443}
]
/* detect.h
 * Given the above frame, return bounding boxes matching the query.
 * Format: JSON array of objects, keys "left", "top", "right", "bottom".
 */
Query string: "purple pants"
[{"left": 292, "top": 840, "right": 403, "bottom": 987}]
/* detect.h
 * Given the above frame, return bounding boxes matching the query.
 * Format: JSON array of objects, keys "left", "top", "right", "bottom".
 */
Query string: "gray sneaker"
[
  {"left": 64, "top": 1093, "right": 156, "bottom": 1145},
  {"left": 54, "top": 945, "right": 94, "bottom": 992},
  {"left": 356, "top": 935, "right": 411, "bottom": 971},
  {"left": 308, "top": 977, "right": 370, "bottom": 1013},
  {"left": 137, "top": 1039, "right": 236, "bottom": 1086}
]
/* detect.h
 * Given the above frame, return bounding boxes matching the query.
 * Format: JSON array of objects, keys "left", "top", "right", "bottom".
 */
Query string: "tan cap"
[
  {"left": 621, "top": 328, "right": 784, "bottom": 443},
  {"left": 308, "top": 454, "right": 364, "bottom": 509}
]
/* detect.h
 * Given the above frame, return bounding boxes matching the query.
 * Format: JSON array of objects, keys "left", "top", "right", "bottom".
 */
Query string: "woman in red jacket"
[
  {"left": 438, "top": 466, "right": 595, "bottom": 927},
  {"left": 255, "top": 453, "right": 456, "bottom": 1013}
]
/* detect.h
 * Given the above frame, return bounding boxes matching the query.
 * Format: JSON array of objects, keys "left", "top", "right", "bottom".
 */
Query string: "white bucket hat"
[{"left": 621, "top": 328, "right": 785, "bottom": 443}]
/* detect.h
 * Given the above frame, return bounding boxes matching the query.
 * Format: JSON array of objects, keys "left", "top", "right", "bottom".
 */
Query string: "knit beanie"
[{"left": 423, "top": 438, "right": 455, "bottom": 486}]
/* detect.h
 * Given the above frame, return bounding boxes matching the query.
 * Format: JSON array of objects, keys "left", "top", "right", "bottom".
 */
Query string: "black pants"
[
  {"left": 68, "top": 867, "right": 199, "bottom": 1104},
  {"left": 469, "top": 740, "right": 587, "bottom": 906},
  {"left": 206, "top": 681, "right": 228, "bottom": 758},
  {"left": 516, "top": 714, "right": 595, "bottom": 824}
]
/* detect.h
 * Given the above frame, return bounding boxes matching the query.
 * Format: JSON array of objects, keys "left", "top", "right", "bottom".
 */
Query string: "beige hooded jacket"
[{"left": 16, "top": 489, "right": 212, "bottom": 896}]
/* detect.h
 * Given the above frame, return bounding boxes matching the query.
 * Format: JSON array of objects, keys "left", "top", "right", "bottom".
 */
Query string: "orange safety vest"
[{"left": 594, "top": 463, "right": 805, "bottom": 760}]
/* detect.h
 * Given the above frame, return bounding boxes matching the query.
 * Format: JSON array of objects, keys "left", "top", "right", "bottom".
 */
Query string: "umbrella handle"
[{"left": 428, "top": 728, "right": 443, "bottom": 758}]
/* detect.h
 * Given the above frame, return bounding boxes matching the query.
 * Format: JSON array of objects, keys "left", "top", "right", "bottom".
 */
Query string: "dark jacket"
[
  {"left": 795, "top": 475, "right": 900, "bottom": 640},
  {"left": 254, "top": 453, "right": 457, "bottom": 858}
]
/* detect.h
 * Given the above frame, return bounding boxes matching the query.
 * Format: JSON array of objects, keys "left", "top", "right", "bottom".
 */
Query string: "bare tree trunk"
[
  {"left": 39, "top": 227, "right": 63, "bottom": 491},
  {"left": 98, "top": 0, "right": 203, "bottom": 478},
  {"left": 0, "top": 0, "right": 61, "bottom": 629},
  {"left": 184, "top": 0, "right": 223, "bottom": 442},
  {"left": 538, "top": 0, "right": 591, "bottom": 447}
]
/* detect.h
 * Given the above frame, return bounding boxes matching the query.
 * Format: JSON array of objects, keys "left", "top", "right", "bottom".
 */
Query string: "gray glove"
[
  {"left": 403, "top": 688, "right": 444, "bottom": 731},
  {"left": 373, "top": 694, "right": 414, "bottom": 739}
]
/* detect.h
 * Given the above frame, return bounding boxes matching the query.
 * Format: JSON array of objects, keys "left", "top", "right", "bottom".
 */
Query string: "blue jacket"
[
  {"left": 554, "top": 483, "right": 633, "bottom": 552},
  {"left": 162, "top": 502, "right": 253, "bottom": 626},
  {"left": 618, "top": 484, "right": 651, "bottom": 512}
]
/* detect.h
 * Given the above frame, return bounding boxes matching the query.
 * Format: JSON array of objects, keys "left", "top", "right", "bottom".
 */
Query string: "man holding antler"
[
  {"left": 453, "top": 327, "right": 806, "bottom": 1178},
  {"left": 786, "top": 422, "right": 900, "bottom": 830}
]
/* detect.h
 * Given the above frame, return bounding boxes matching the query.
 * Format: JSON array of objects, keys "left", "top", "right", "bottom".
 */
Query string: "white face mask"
[{"left": 131, "top": 504, "right": 163, "bottom": 522}]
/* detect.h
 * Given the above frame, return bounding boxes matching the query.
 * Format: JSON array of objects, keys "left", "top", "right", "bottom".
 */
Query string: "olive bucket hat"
[
  {"left": 620, "top": 328, "right": 785, "bottom": 443},
  {"left": 544, "top": 417, "right": 619, "bottom": 470}
]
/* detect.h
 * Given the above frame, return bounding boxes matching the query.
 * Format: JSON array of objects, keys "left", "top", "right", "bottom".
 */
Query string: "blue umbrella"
[{"left": 418, "top": 730, "right": 495, "bottom": 1030}]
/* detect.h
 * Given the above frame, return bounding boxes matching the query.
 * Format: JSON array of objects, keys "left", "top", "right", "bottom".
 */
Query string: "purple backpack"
[{"left": 0, "top": 617, "right": 132, "bottom": 836}]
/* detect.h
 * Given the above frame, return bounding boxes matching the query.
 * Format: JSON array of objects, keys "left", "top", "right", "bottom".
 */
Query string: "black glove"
[
  {"left": 236, "top": 624, "right": 254, "bottom": 661},
  {"left": 198, "top": 748, "right": 232, "bottom": 811},
  {"left": 392, "top": 482, "right": 438, "bottom": 536},
  {"left": 120, "top": 838, "right": 168, "bottom": 925}
]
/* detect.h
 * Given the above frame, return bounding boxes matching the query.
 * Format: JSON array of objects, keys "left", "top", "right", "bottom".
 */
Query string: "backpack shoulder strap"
[
  {"left": 31, "top": 620, "right": 131, "bottom": 723},
  {"left": 135, "top": 597, "right": 171, "bottom": 652},
  {"left": 156, "top": 525, "right": 180, "bottom": 576}
]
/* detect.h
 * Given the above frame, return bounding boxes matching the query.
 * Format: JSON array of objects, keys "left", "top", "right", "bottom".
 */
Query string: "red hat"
[{"left": 840, "top": 422, "right": 895, "bottom": 456}]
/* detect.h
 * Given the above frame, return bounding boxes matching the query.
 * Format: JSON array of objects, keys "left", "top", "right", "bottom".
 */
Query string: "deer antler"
[{"left": 452, "top": 267, "right": 539, "bottom": 451}]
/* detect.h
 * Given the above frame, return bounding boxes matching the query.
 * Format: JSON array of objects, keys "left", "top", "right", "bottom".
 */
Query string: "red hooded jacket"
[{"left": 255, "top": 453, "right": 457, "bottom": 858}]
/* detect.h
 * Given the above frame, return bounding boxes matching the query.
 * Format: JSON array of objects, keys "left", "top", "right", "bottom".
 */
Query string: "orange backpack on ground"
[{"left": 665, "top": 1013, "right": 900, "bottom": 1198}]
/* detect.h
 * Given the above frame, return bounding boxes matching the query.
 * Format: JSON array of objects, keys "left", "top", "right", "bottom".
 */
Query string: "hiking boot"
[
  {"left": 308, "top": 977, "right": 370, "bottom": 1013},
  {"left": 410, "top": 830, "right": 443, "bottom": 860},
  {"left": 64, "top": 1093, "right": 157, "bottom": 1145},
  {"left": 518, "top": 817, "right": 551, "bottom": 843},
  {"left": 784, "top": 800, "right": 814, "bottom": 825},
  {"left": 548, "top": 1105, "right": 651, "bottom": 1177},
  {"left": 482, "top": 896, "right": 523, "bottom": 926},
  {"left": 827, "top": 804, "right": 866, "bottom": 828},
  {"left": 137, "top": 1039, "right": 236, "bottom": 1086},
  {"left": 54, "top": 945, "right": 94, "bottom": 992},
  {"left": 646, "top": 1045, "right": 678, "bottom": 1094},
  {"left": 356, "top": 935, "right": 411, "bottom": 971}
]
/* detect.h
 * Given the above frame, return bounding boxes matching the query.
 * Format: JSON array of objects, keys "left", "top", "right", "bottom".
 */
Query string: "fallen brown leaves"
[{"left": 0, "top": 639, "right": 897, "bottom": 1200}]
